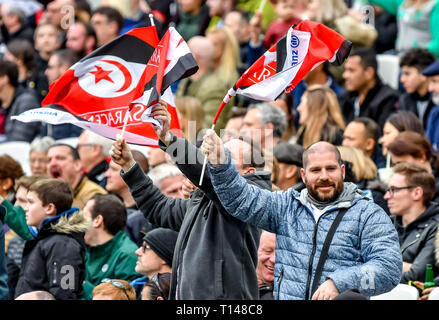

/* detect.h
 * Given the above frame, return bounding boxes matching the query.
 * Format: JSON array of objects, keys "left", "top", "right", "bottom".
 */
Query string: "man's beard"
[
  {"left": 432, "top": 92, "right": 439, "bottom": 105},
  {"left": 306, "top": 178, "right": 344, "bottom": 204}
]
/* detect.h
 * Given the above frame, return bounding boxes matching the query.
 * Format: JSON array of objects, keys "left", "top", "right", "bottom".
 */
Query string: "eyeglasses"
[
  {"left": 101, "top": 278, "right": 131, "bottom": 300},
  {"left": 385, "top": 186, "right": 416, "bottom": 197},
  {"left": 141, "top": 242, "right": 151, "bottom": 253},
  {"left": 149, "top": 273, "right": 165, "bottom": 298}
]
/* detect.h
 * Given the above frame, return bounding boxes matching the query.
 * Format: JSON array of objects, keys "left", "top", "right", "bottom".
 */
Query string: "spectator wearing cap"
[
  {"left": 273, "top": 142, "right": 304, "bottom": 191},
  {"left": 136, "top": 228, "right": 178, "bottom": 276},
  {"left": 131, "top": 228, "right": 178, "bottom": 299},
  {"left": 82, "top": 194, "right": 141, "bottom": 300},
  {"left": 423, "top": 60, "right": 439, "bottom": 153}
]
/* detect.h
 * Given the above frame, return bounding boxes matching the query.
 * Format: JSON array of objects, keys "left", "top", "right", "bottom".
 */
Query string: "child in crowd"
[
  {"left": 263, "top": 0, "right": 307, "bottom": 48},
  {"left": 14, "top": 178, "right": 89, "bottom": 300}
]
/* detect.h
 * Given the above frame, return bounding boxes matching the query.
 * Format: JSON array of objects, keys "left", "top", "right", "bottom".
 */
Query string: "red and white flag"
[
  {"left": 13, "top": 27, "right": 198, "bottom": 146},
  {"left": 212, "top": 20, "right": 352, "bottom": 125}
]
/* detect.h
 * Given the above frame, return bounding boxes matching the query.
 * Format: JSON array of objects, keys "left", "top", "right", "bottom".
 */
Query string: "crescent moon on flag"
[{"left": 101, "top": 59, "right": 133, "bottom": 93}]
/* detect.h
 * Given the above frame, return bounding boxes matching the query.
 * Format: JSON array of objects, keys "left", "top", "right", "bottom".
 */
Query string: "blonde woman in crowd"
[
  {"left": 337, "top": 145, "right": 389, "bottom": 214},
  {"left": 206, "top": 26, "right": 241, "bottom": 88},
  {"left": 295, "top": 84, "right": 345, "bottom": 148}
]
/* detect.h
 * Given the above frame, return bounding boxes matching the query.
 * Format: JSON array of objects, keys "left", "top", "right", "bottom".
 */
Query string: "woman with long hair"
[
  {"left": 378, "top": 110, "right": 424, "bottom": 156},
  {"left": 295, "top": 84, "right": 345, "bottom": 148},
  {"left": 205, "top": 26, "right": 241, "bottom": 88}
]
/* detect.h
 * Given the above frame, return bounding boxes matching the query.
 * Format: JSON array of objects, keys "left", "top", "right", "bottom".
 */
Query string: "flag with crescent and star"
[{"left": 13, "top": 26, "right": 198, "bottom": 146}]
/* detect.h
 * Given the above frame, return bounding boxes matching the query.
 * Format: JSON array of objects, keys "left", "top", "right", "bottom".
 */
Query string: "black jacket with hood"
[
  {"left": 122, "top": 134, "right": 272, "bottom": 300},
  {"left": 14, "top": 208, "right": 89, "bottom": 300},
  {"left": 392, "top": 202, "right": 439, "bottom": 283}
]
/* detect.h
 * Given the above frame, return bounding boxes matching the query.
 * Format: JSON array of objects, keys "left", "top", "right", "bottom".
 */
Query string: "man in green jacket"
[{"left": 82, "top": 194, "right": 141, "bottom": 300}]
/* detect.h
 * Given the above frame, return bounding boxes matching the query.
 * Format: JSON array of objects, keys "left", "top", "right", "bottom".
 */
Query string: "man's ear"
[
  {"left": 242, "top": 166, "right": 256, "bottom": 175},
  {"left": 412, "top": 186, "right": 424, "bottom": 203},
  {"left": 92, "top": 214, "right": 104, "bottom": 228},
  {"left": 74, "top": 158, "right": 84, "bottom": 172},
  {"left": 1, "top": 177, "right": 13, "bottom": 192},
  {"left": 341, "top": 164, "right": 346, "bottom": 180},
  {"left": 364, "top": 66, "right": 375, "bottom": 82},
  {"left": 285, "top": 165, "right": 298, "bottom": 179},
  {"left": 364, "top": 138, "right": 375, "bottom": 154},
  {"left": 300, "top": 167, "right": 306, "bottom": 183},
  {"left": 45, "top": 203, "right": 57, "bottom": 216}
]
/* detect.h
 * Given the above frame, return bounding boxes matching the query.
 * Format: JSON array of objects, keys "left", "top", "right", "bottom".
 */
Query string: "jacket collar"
[
  {"left": 32, "top": 207, "right": 80, "bottom": 237},
  {"left": 394, "top": 202, "right": 439, "bottom": 232}
]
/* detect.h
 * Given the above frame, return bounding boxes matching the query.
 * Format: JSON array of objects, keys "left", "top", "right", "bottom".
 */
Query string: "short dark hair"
[
  {"left": 53, "top": 49, "right": 80, "bottom": 68},
  {"left": 350, "top": 47, "right": 378, "bottom": 73},
  {"left": 48, "top": 143, "right": 80, "bottom": 160},
  {"left": 352, "top": 117, "right": 380, "bottom": 144},
  {"left": 303, "top": 142, "right": 343, "bottom": 169},
  {"left": 29, "top": 178, "right": 73, "bottom": 214},
  {"left": 393, "top": 162, "right": 435, "bottom": 207},
  {"left": 388, "top": 131, "right": 432, "bottom": 161},
  {"left": 399, "top": 48, "right": 435, "bottom": 72},
  {"left": 0, "top": 60, "right": 19, "bottom": 87},
  {"left": 92, "top": 6, "right": 124, "bottom": 34},
  {"left": 89, "top": 194, "right": 127, "bottom": 235},
  {"left": 386, "top": 111, "right": 425, "bottom": 135}
]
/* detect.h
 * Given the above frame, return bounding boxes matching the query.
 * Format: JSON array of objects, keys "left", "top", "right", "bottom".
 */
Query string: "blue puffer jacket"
[{"left": 208, "top": 153, "right": 402, "bottom": 300}]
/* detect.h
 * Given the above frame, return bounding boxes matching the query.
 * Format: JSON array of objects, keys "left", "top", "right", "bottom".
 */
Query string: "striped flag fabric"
[{"left": 13, "top": 27, "right": 198, "bottom": 146}]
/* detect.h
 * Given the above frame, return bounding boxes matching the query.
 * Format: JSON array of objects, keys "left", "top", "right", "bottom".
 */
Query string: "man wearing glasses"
[
  {"left": 384, "top": 162, "right": 439, "bottom": 283},
  {"left": 131, "top": 228, "right": 177, "bottom": 299}
]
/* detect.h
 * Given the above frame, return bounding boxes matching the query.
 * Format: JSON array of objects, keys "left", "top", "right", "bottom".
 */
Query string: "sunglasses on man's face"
[
  {"left": 101, "top": 278, "right": 131, "bottom": 300},
  {"left": 141, "top": 242, "right": 151, "bottom": 253}
]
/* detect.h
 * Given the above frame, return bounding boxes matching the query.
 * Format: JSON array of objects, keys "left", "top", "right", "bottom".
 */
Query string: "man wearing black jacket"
[
  {"left": 398, "top": 48, "right": 436, "bottom": 129},
  {"left": 338, "top": 47, "right": 398, "bottom": 130},
  {"left": 384, "top": 162, "right": 439, "bottom": 283},
  {"left": 110, "top": 101, "right": 271, "bottom": 300}
]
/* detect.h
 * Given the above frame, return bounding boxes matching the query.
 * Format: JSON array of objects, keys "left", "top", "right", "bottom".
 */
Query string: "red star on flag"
[{"left": 89, "top": 65, "right": 114, "bottom": 84}]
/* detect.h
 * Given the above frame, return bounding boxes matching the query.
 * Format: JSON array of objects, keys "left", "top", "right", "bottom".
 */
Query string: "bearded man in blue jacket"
[{"left": 201, "top": 129, "right": 403, "bottom": 300}]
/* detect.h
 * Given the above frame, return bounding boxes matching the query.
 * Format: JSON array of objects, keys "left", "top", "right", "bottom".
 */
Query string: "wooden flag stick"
[
  {"left": 120, "top": 108, "right": 130, "bottom": 138},
  {"left": 199, "top": 123, "right": 216, "bottom": 186}
]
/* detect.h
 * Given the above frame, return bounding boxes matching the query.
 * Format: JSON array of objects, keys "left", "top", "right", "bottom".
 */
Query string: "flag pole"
[{"left": 199, "top": 89, "right": 235, "bottom": 185}]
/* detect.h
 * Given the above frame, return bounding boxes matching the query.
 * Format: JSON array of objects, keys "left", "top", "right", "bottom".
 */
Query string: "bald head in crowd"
[{"left": 187, "top": 36, "right": 215, "bottom": 72}]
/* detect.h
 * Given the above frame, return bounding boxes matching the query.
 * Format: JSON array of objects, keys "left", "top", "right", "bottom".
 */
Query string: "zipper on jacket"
[{"left": 277, "top": 266, "right": 284, "bottom": 299}]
